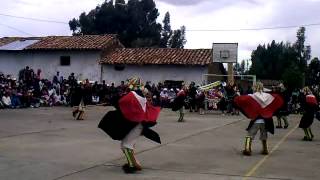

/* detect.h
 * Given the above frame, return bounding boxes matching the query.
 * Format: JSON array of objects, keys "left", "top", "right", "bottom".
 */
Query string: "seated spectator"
[
  {"left": 61, "top": 93, "right": 68, "bottom": 106},
  {"left": 0, "top": 99, "right": 4, "bottom": 109},
  {"left": 53, "top": 92, "right": 63, "bottom": 106},
  {"left": 2, "top": 92, "right": 12, "bottom": 108},
  {"left": 160, "top": 88, "right": 169, "bottom": 108},
  {"left": 168, "top": 88, "right": 176, "bottom": 104},
  {"left": 40, "top": 87, "right": 50, "bottom": 106},
  {"left": 11, "top": 88, "right": 21, "bottom": 108},
  {"left": 92, "top": 93, "right": 100, "bottom": 104},
  {"left": 48, "top": 86, "right": 56, "bottom": 97},
  {"left": 30, "top": 94, "right": 40, "bottom": 108}
]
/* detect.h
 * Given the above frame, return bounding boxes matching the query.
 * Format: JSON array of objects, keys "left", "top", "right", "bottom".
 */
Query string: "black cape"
[
  {"left": 171, "top": 95, "right": 185, "bottom": 111},
  {"left": 299, "top": 96, "right": 317, "bottom": 128},
  {"left": 275, "top": 90, "right": 290, "bottom": 116},
  {"left": 98, "top": 110, "right": 161, "bottom": 144},
  {"left": 70, "top": 86, "right": 85, "bottom": 106}
]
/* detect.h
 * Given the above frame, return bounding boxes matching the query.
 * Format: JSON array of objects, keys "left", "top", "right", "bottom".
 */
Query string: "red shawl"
[
  {"left": 234, "top": 92, "right": 284, "bottom": 120},
  {"left": 119, "top": 91, "right": 161, "bottom": 123}
]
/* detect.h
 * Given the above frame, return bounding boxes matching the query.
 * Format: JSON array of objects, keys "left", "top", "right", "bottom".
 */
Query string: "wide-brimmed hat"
[
  {"left": 127, "top": 77, "right": 143, "bottom": 90},
  {"left": 253, "top": 82, "right": 264, "bottom": 92}
]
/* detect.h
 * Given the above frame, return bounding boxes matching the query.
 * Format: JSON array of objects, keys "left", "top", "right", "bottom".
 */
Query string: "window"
[
  {"left": 220, "top": 50, "right": 230, "bottom": 59},
  {"left": 114, "top": 64, "right": 125, "bottom": 71},
  {"left": 60, "top": 56, "right": 70, "bottom": 66}
]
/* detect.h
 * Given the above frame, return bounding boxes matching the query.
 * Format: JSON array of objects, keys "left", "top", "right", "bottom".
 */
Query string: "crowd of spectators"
[
  {"left": 0, "top": 67, "right": 72, "bottom": 109},
  {"left": 0, "top": 65, "right": 264, "bottom": 115},
  {"left": 0, "top": 66, "right": 181, "bottom": 109},
  {"left": 2, "top": 66, "right": 319, "bottom": 115}
]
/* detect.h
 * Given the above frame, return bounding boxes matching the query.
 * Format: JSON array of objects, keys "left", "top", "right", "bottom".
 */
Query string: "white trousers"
[{"left": 121, "top": 123, "right": 143, "bottom": 150}]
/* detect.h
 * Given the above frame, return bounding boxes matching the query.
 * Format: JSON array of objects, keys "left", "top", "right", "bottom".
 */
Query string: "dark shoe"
[
  {"left": 302, "top": 136, "right": 312, "bottom": 141},
  {"left": 122, "top": 164, "right": 138, "bottom": 174},
  {"left": 242, "top": 150, "right": 251, "bottom": 156},
  {"left": 276, "top": 126, "right": 283, "bottom": 129},
  {"left": 284, "top": 125, "right": 289, "bottom": 129},
  {"left": 261, "top": 149, "right": 269, "bottom": 155}
]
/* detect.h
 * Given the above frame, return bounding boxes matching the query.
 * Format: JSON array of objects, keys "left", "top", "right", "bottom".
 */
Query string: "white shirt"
[
  {"left": 160, "top": 91, "right": 168, "bottom": 98},
  {"left": 48, "top": 89, "right": 56, "bottom": 96},
  {"left": 2, "top": 96, "right": 11, "bottom": 106},
  {"left": 255, "top": 119, "right": 265, "bottom": 124},
  {"left": 92, "top": 96, "right": 100, "bottom": 103}
]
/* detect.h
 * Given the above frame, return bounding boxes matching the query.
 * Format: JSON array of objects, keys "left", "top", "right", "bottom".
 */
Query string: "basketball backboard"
[{"left": 212, "top": 43, "right": 238, "bottom": 63}]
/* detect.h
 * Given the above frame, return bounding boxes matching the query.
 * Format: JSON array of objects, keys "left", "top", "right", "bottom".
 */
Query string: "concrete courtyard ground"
[{"left": 0, "top": 106, "right": 320, "bottom": 180}]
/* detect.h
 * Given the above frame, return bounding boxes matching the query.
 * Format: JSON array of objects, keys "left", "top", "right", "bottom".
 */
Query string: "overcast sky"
[{"left": 0, "top": 0, "right": 320, "bottom": 61}]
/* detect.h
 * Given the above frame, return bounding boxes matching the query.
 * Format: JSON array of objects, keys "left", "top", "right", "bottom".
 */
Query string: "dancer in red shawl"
[
  {"left": 234, "top": 82, "right": 283, "bottom": 156},
  {"left": 172, "top": 85, "right": 187, "bottom": 122},
  {"left": 299, "top": 87, "right": 318, "bottom": 141},
  {"left": 98, "top": 77, "right": 161, "bottom": 173}
]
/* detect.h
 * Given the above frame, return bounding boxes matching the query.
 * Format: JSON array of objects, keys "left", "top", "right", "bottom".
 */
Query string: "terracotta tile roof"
[
  {"left": 25, "top": 35, "right": 119, "bottom": 50},
  {"left": 101, "top": 48, "right": 212, "bottom": 65}
]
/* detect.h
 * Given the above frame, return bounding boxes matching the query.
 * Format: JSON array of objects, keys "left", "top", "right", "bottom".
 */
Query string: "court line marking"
[
  {"left": 243, "top": 123, "right": 299, "bottom": 180},
  {"left": 53, "top": 118, "right": 245, "bottom": 180}
]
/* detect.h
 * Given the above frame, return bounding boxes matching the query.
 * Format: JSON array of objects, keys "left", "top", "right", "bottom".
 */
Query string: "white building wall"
[
  {"left": 0, "top": 51, "right": 101, "bottom": 81},
  {"left": 102, "top": 64, "right": 208, "bottom": 85}
]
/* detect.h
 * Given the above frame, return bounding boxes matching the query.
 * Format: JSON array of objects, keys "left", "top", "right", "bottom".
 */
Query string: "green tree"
[
  {"left": 69, "top": 0, "right": 186, "bottom": 48},
  {"left": 159, "top": 12, "right": 172, "bottom": 48},
  {"left": 234, "top": 62, "right": 241, "bottom": 74},
  {"left": 168, "top": 26, "right": 186, "bottom": 48},
  {"left": 250, "top": 27, "right": 312, "bottom": 81},
  {"left": 282, "top": 64, "right": 304, "bottom": 90},
  {"left": 69, "top": 0, "right": 161, "bottom": 47},
  {"left": 250, "top": 41, "right": 297, "bottom": 80},
  {"left": 69, "top": 18, "right": 79, "bottom": 34},
  {"left": 234, "top": 60, "right": 246, "bottom": 75},
  {"left": 240, "top": 60, "right": 246, "bottom": 74},
  {"left": 294, "top": 26, "right": 311, "bottom": 86},
  {"left": 295, "top": 27, "right": 306, "bottom": 58},
  {"left": 306, "top": 57, "right": 320, "bottom": 85}
]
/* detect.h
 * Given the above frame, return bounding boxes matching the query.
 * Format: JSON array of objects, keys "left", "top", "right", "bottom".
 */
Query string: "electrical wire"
[
  {"left": 0, "top": 22, "right": 34, "bottom": 36},
  {"left": 186, "top": 23, "right": 320, "bottom": 32},
  {"left": 0, "top": 13, "right": 68, "bottom": 25},
  {"left": 1, "top": 12, "right": 320, "bottom": 32}
]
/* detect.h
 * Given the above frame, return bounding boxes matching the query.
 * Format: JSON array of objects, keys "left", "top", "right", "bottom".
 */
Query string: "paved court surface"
[{"left": 0, "top": 106, "right": 320, "bottom": 180}]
